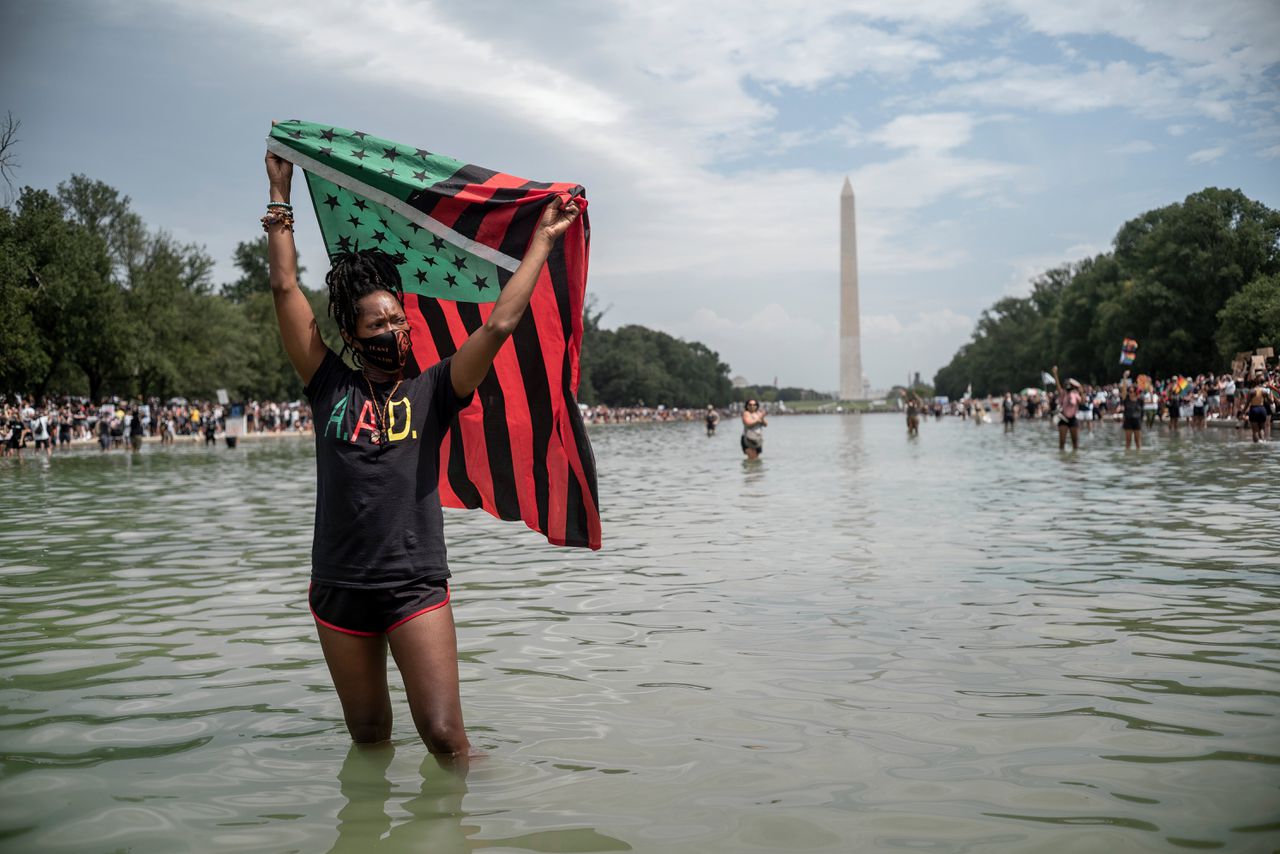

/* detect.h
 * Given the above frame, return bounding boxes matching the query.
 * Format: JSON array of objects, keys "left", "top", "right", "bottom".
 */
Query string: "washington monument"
[{"left": 840, "top": 177, "right": 863, "bottom": 401}]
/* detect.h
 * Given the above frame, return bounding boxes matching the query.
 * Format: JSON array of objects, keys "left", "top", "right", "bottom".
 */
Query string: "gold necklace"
[{"left": 362, "top": 375, "right": 402, "bottom": 445}]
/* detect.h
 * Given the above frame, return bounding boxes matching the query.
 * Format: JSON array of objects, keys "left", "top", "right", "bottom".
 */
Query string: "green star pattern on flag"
[{"left": 268, "top": 120, "right": 504, "bottom": 304}]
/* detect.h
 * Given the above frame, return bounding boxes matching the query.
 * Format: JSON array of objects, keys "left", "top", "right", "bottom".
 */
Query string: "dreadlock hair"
[{"left": 325, "top": 249, "right": 405, "bottom": 364}]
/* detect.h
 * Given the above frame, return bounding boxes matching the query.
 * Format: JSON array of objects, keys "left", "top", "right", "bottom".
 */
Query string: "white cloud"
[
  {"left": 686, "top": 303, "right": 826, "bottom": 339},
  {"left": 870, "top": 112, "right": 979, "bottom": 153},
  {"left": 1109, "top": 140, "right": 1156, "bottom": 156},
  {"left": 1004, "top": 0, "right": 1280, "bottom": 88},
  {"left": 850, "top": 148, "right": 1023, "bottom": 213},
  {"left": 675, "top": 303, "right": 977, "bottom": 391},
  {"left": 866, "top": 308, "right": 973, "bottom": 336},
  {"left": 861, "top": 308, "right": 975, "bottom": 389},
  {"left": 767, "top": 117, "right": 863, "bottom": 155},
  {"left": 1004, "top": 243, "right": 1103, "bottom": 296},
  {"left": 157, "top": 1, "right": 1268, "bottom": 287},
  {"left": 672, "top": 303, "right": 835, "bottom": 388},
  {"left": 1187, "top": 146, "right": 1227, "bottom": 164},
  {"left": 1261, "top": 144, "right": 1280, "bottom": 160},
  {"left": 134, "top": 0, "right": 1280, "bottom": 390},
  {"left": 932, "top": 60, "right": 1208, "bottom": 119}
]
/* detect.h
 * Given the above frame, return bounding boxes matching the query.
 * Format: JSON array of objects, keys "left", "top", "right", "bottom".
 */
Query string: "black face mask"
[{"left": 355, "top": 328, "right": 411, "bottom": 372}]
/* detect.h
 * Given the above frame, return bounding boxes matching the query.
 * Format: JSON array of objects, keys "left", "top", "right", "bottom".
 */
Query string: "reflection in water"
[
  {"left": 332, "top": 744, "right": 396, "bottom": 850},
  {"left": 328, "top": 745, "right": 629, "bottom": 853},
  {"left": 0, "top": 417, "right": 1277, "bottom": 852},
  {"left": 330, "top": 745, "right": 477, "bottom": 854}
]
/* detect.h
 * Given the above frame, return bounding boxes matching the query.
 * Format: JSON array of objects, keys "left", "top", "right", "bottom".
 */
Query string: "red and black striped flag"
[{"left": 268, "top": 120, "right": 601, "bottom": 550}]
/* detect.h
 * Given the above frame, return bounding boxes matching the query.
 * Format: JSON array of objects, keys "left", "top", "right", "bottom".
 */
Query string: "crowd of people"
[
  {"left": 927, "top": 368, "right": 1280, "bottom": 447},
  {"left": 1, "top": 396, "right": 314, "bottom": 456},
  {"left": 581, "top": 404, "right": 709, "bottom": 424},
  {"left": 2, "top": 394, "right": 711, "bottom": 457},
  {"left": 7, "top": 368, "right": 1275, "bottom": 459}
]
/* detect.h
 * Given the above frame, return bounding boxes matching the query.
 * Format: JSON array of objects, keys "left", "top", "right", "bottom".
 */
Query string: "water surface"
[{"left": 2, "top": 416, "right": 1277, "bottom": 852}]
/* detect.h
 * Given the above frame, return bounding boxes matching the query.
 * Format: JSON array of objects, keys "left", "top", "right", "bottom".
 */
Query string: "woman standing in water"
[
  {"left": 1051, "top": 367, "right": 1082, "bottom": 451},
  {"left": 263, "top": 148, "right": 580, "bottom": 764},
  {"left": 904, "top": 391, "right": 922, "bottom": 436},
  {"left": 741, "top": 399, "right": 767, "bottom": 459},
  {"left": 1121, "top": 383, "right": 1144, "bottom": 450}
]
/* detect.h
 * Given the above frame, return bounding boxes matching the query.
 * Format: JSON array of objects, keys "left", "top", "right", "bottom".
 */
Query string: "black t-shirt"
[
  {"left": 304, "top": 349, "right": 474, "bottom": 588},
  {"left": 1122, "top": 398, "right": 1142, "bottom": 421}
]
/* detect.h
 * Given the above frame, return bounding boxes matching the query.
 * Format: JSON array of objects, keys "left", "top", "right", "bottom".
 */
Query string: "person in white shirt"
[{"left": 31, "top": 409, "right": 51, "bottom": 455}]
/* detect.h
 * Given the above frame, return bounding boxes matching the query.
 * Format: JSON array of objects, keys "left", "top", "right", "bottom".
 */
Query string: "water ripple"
[{"left": 1, "top": 420, "right": 1277, "bottom": 851}]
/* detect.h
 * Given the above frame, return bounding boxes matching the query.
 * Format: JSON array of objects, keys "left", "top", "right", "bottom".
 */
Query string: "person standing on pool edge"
[{"left": 263, "top": 148, "right": 580, "bottom": 764}]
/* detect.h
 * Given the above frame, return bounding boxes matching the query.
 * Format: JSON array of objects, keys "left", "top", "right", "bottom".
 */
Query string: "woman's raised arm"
[
  {"left": 265, "top": 149, "right": 327, "bottom": 386},
  {"left": 449, "top": 197, "right": 580, "bottom": 398}
]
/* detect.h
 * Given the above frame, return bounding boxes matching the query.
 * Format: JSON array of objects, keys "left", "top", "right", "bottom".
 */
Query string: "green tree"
[
  {"left": 7, "top": 187, "right": 123, "bottom": 400},
  {"left": 0, "top": 205, "right": 49, "bottom": 391},
  {"left": 124, "top": 233, "right": 252, "bottom": 401},
  {"left": 576, "top": 294, "right": 606, "bottom": 404},
  {"left": 223, "top": 237, "right": 272, "bottom": 303},
  {"left": 57, "top": 174, "right": 147, "bottom": 280},
  {"left": 583, "top": 322, "right": 732, "bottom": 407},
  {"left": 1216, "top": 273, "right": 1280, "bottom": 360},
  {"left": 935, "top": 188, "right": 1280, "bottom": 394},
  {"left": 225, "top": 236, "right": 335, "bottom": 399},
  {"left": 1108, "top": 187, "right": 1280, "bottom": 374},
  {"left": 223, "top": 236, "right": 312, "bottom": 307}
]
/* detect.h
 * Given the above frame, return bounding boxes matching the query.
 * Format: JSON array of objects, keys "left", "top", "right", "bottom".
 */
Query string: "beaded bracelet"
[
  {"left": 261, "top": 209, "right": 295, "bottom": 232},
  {"left": 266, "top": 201, "right": 293, "bottom": 210}
]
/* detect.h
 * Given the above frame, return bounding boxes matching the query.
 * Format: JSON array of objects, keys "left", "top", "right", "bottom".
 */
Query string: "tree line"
[
  {"left": 1, "top": 173, "right": 738, "bottom": 407},
  {"left": 0, "top": 175, "right": 339, "bottom": 402},
  {"left": 578, "top": 298, "right": 735, "bottom": 407},
  {"left": 933, "top": 187, "right": 1280, "bottom": 399}
]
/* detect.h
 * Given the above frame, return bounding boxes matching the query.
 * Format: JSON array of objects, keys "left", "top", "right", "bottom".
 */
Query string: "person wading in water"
[
  {"left": 740, "top": 399, "right": 767, "bottom": 459},
  {"left": 1051, "top": 366, "right": 1082, "bottom": 451},
  {"left": 263, "top": 147, "right": 580, "bottom": 767},
  {"left": 904, "top": 391, "right": 922, "bottom": 437}
]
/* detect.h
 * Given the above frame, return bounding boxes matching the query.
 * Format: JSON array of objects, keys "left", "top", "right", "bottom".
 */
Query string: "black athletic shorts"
[
  {"left": 1057, "top": 415, "right": 1078, "bottom": 429},
  {"left": 310, "top": 578, "right": 450, "bottom": 637},
  {"left": 1123, "top": 416, "right": 1142, "bottom": 431}
]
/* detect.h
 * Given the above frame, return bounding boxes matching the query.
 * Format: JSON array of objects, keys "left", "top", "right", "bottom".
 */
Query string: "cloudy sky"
[{"left": 4, "top": 1, "right": 1278, "bottom": 392}]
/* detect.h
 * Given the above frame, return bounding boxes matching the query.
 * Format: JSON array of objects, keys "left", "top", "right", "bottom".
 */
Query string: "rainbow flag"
[{"left": 1119, "top": 337, "right": 1138, "bottom": 366}]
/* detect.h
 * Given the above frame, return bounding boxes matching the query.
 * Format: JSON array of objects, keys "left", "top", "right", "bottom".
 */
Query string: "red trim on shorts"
[
  {"left": 386, "top": 588, "right": 451, "bottom": 633},
  {"left": 311, "top": 610, "right": 382, "bottom": 637},
  {"left": 308, "top": 582, "right": 381, "bottom": 637}
]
